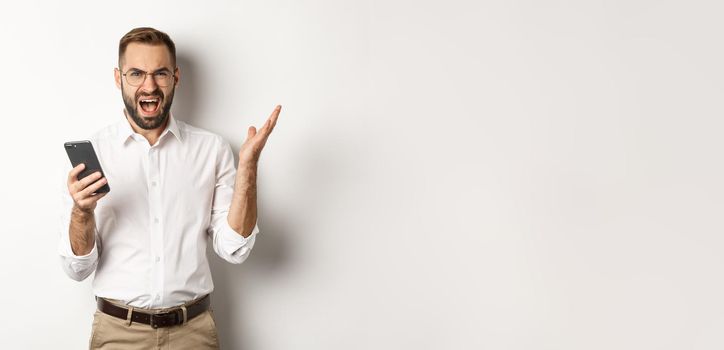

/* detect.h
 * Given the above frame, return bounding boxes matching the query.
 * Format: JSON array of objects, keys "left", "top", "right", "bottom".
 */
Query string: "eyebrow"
[{"left": 126, "top": 67, "right": 173, "bottom": 73}]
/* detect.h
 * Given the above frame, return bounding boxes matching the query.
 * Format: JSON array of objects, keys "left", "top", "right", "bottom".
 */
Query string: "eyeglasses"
[{"left": 121, "top": 68, "right": 175, "bottom": 87}]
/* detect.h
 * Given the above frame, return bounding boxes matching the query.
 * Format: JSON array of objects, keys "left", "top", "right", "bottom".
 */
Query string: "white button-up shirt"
[{"left": 58, "top": 114, "right": 259, "bottom": 308}]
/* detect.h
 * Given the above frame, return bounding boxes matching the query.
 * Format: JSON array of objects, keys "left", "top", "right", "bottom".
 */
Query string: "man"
[{"left": 58, "top": 27, "right": 280, "bottom": 349}]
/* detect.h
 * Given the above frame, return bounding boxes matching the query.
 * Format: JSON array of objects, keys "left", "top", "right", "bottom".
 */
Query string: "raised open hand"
[{"left": 238, "top": 105, "right": 281, "bottom": 167}]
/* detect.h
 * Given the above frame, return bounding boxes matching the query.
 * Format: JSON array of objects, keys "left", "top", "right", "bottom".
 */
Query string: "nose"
[{"left": 139, "top": 72, "right": 158, "bottom": 92}]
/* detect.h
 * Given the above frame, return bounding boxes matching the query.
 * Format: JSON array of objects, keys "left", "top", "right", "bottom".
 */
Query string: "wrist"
[
  {"left": 237, "top": 159, "right": 258, "bottom": 171},
  {"left": 72, "top": 204, "right": 94, "bottom": 217},
  {"left": 236, "top": 162, "right": 257, "bottom": 178}
]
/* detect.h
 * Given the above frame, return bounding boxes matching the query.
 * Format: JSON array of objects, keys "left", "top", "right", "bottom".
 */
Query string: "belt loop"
[
  {"left": 181, "top": 305, "right": 188, "bottom": 324},
  {"left": 126, "top": 306, "right": 134, "bottom": 326}
]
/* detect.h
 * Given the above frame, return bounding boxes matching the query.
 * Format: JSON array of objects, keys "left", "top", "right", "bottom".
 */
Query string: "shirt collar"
[{"left": 118, "top": 111, "right": 183, "bottom": 145}]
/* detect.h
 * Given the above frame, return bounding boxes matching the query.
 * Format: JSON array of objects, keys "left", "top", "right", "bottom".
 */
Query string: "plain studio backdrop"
[{"left": 0, "top": 0, "right": 722, "bottom": 349}]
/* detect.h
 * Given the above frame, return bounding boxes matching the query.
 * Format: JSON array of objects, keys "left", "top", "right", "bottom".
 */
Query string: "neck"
[{"left": 124, "top": 109, "right": 168, "bottom": 146}]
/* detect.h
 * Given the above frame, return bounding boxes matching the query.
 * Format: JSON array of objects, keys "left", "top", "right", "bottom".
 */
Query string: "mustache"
[{"left": 136, "top": 89, "right": 164, "bottom": 100}]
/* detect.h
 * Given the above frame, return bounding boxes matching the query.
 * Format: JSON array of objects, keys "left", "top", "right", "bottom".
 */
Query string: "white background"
[{"left": 1, "top": 0, "right": 722, "bottom": 349}]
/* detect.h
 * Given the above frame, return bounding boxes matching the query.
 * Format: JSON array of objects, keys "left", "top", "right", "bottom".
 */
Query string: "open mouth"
[{"left": 138, "top": 97, "right": 161, "bottom": 115}]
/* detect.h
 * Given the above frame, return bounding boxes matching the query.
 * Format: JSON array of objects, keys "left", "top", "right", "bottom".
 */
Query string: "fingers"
[
  {"left": 259, "top": 105, "right": 281, "bottom": 136},
  {"left": 268, "top": 105, "right": 281, "bottom": 132},
  {"left": 75, "top": 191, "right": 107, "bottom": 209},
  {"left": 67, "top": 163, "right": 85, "bottom": 186},
  {"left": 78, "top": 177, "right": 108, "bottom": 198},
  {"left": 72, "top": 171, "right": 103, "bottom": 193},
  {"left": 270, "top": 105, "right": 281, "bottom": 130},
  {"left": 70, "top": 174, "right": 107, "bottom": 211},
  {"left": 242, "top": 104, "right": 281, "bottom": 147}
]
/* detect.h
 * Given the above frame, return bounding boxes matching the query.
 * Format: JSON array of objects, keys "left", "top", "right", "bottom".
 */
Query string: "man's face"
[{"left": 114, "top": 43, "right": 179, "bottom": 130}]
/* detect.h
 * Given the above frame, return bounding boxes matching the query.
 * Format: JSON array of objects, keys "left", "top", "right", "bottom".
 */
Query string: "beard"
[{"left": 121, "top": 83, "right": 175, "bottom": 130}]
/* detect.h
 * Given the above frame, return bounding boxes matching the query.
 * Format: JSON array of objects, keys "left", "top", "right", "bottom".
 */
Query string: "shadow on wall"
[
  {"left": 208, "top": 216, "right": 294, "bottom": 349},
  {"left": 172, "top": 53, "right": 202, "bottom": 126},
  {"left": 173, "top": 52, "right": 295, "bottom": 349}
]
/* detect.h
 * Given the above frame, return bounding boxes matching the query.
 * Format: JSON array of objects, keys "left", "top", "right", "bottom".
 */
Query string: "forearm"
[
  {"left": 69, "top": 206, "right": 96, "bottom": 255},
  {"left": 227, "top": 164, "right": 258, "bottom": 238}
]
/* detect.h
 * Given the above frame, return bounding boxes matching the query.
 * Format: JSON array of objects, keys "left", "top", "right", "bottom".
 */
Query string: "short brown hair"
[{"left": 118, "top": 27, "right": 176, "bottom": 68}]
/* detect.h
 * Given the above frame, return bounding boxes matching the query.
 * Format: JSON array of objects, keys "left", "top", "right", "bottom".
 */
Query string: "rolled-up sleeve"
[
  {"left": 58, "top": 166, "right": 100, "bottom": 281},
  {"left": 207, "top": 137, "right": 259, "bottom": 264}
]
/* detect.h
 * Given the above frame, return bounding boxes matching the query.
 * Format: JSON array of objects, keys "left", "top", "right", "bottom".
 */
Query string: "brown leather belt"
[{"left": 96, "top": 294, "right": 210, "bottom": 329}]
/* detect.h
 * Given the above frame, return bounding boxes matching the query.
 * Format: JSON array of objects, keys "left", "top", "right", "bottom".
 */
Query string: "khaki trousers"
[{"left": 89, "top": 298, "right": 220, "bottom": 350}]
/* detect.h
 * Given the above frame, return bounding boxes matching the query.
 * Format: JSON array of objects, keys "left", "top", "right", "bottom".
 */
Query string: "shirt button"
[
  {"left": 155, "top": 256, "right": 160, "bottom": 262},
  {"left": 154, "top": 218, "right": 159, "bottom": 223},
  {"left": 155, "top": 295, "right": 161, "bottom": 301},
  {"left": 151, "top": 181, "right": 157, "bottom": 187}
]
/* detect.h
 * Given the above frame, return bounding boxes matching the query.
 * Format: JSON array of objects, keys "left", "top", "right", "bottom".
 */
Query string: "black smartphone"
[{"left": 64, "top": 140, "right": 111, "bottom": 194}]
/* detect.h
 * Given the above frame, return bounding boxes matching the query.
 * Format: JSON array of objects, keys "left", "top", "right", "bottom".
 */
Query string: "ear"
[
  {"left": 114, "top": 68, "right": 122, "bottom": 89},
  {"left": 174, "top": 66, "right": 180, "bottom": 87}
]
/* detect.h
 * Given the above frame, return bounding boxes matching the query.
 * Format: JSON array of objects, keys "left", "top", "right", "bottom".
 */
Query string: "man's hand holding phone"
[{"left": 67, "top": 163, "right": 108, "bottom": 212}]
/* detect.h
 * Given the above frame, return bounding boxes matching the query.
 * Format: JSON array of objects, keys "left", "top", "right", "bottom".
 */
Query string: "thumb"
[{"left": 247, "top": 126, "right": 257, "bottom": 139}]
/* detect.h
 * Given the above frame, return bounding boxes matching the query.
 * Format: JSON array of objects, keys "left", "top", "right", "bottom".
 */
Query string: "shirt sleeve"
[
  {"left": 58, "top": 164, "right": 100, "bottom": 281},
  {"left": 207, "top": 137, "right": 259, "bottom": 264}
]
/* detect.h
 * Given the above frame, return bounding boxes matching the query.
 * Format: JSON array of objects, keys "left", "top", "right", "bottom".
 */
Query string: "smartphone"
[{"left": 64, "top": 140, "right": 110, "bottom": 194}]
